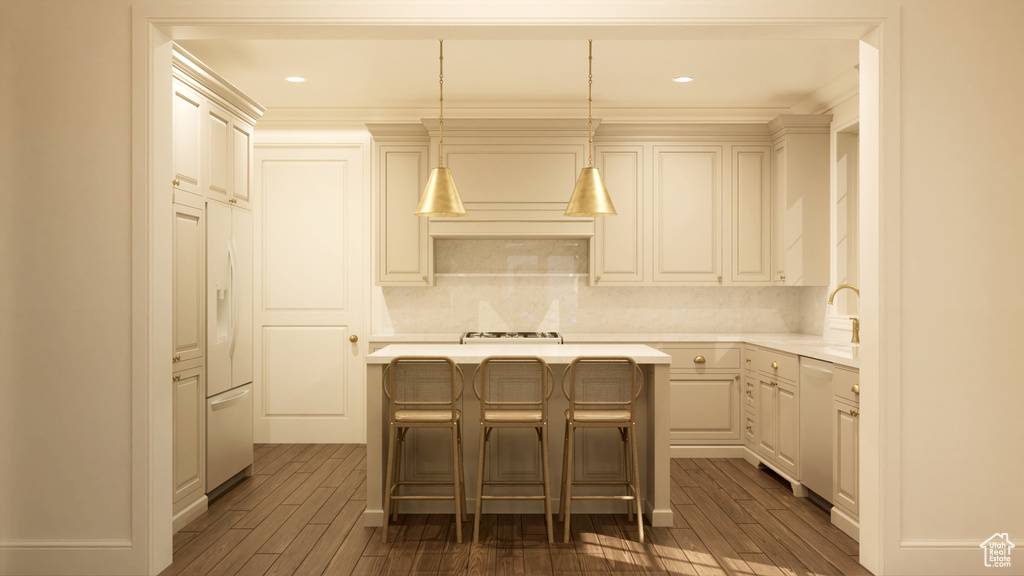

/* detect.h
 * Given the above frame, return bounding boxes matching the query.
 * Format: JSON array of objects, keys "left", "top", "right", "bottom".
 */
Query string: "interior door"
[{"left": 252, "top": 145, "right": 366, "bottom": 443}]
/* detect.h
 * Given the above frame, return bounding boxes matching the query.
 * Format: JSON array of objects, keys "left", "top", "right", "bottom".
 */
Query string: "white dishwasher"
[{"left": 799, "top": 358, "right": 834, "bottom": 501}]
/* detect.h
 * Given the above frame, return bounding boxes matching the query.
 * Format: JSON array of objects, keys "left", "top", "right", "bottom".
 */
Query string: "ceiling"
[{"left": 177, "top": 31, "right": 860, "bottom": 124}]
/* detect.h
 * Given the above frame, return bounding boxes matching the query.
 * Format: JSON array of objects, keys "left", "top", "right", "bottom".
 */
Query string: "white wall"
[
  {"left": 0, "top": 1, "right": 146, "bottom": 574},
  {"left": 1, "top": 1, "right": 1022, "bottom": 575}
]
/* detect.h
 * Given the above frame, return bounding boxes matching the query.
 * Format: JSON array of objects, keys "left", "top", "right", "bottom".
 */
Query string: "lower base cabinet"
[
  {"left": 173, "top": 365, "right": 207, "bottom": 528},
  {"left": 832, "top": 365, "right": 860, "bottom": 540},
  {"left": 663, "top": 344, "right": 742, "bottom": 445},
  {"left": 755, "top": 374, "right": 799, "bottom": 477}
]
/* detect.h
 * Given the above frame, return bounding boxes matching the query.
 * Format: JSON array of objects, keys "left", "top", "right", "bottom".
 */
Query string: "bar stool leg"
[
  {"left": 392, "top": 428, "right": 406, "bottom": 523},
  {"left": 382, "top": 423, "right": 398, "bottom": 544},
  {"left": 621, "top": 427, "right": 634, "bottom": 522},
  {"left": 540, "top": 423, "right": 554, "bottom": 543},
  {"left": 457, "top": 419, "right": 467, "bottom": 523},
  {"left": 629, "top": 423, "right": 644, "bottom": 543},
  {"left": 558, "top": 418, "right": 570, "bottom": 522},
  {"left": 562, "top": 423, "right": 575, "bottom": 543},
  {"left": 450, "top": 423, "right": 463, "bottom": 544},
  {"left": 473, "top": 422, "right": 488, "bottom": 544}
]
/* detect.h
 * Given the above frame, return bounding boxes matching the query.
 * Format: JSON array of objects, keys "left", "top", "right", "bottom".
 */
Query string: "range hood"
[{"left": 428, "top": 212, "right": 594, "bottom": 239}]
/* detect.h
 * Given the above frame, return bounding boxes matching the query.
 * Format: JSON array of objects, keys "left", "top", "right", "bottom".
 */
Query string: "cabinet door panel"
[
  {"left": 775, "top": 382, "right": 799, "bottom": 476},
  {"left": 206, "top": 104, "right": 231, "bottom": 202},
  {"left": 834, "top": 399, "right": 859, "bottom": 516},
  {"left": 232, "top": 119, "right": 253, "bottom": 207},
  {"left": 757, "top": 378, "right": 778, "bottom": 458},
  {"left": 669, "top": 376, "right": 740, "bottom": 443},
  {"left": 172, "top": 80, "right": 202, "bottom": 196},
  {"left": 593, "top": 146, "right": 643, "bottom": 283},
  {"left": 731, "top": 146, "right": 772, "bottom": 283},
  {"left": 173, "top": 367, "right": 204, "bottom": 504},
  {"left": 379, "top": 146, "right": 430, "bottom": 284},
  {"left": 173, "top": 202, "right": 204, "bottom": 365},
  {"left": 653, "top": 146, "right": 721, "bottom": 282}
]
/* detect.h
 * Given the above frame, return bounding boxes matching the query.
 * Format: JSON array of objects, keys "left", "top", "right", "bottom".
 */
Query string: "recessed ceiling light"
[
  {"left": 285, "top": 76, "right": 306, "bottom": 83},
  {"left": 672, "top": 76, "right": 694, "bottom": 83}
]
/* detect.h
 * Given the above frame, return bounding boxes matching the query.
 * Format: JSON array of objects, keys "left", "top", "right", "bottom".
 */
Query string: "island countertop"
[{"left": 366, "top": 343, "right": 672, "bottom": 365}]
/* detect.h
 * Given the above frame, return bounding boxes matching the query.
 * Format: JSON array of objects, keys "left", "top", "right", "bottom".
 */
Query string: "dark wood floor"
[{"left": 162, "top": 443, "right": 873, "bottom": 576}]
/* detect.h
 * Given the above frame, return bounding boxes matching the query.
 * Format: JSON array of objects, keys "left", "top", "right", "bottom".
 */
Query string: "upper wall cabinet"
[
  {"left": 653, "top": 145, "right": 723, "bottom": 283},
  {"left": 172, "top": 45, "right": 264, "bottom": 210},
  {"left": 592, "top": 144, "right": 644, "bottom": 284},
  {"left": 769, "top": 115, "right": 832, "bottom": 286}
]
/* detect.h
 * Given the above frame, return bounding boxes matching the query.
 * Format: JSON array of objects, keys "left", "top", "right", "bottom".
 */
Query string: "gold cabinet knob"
[
  {"left": 780, "top": 274, "right": 786, "bottom": 281},
  {"left": 850, "top": 409, "right": 860, "bottom": 417},
  {"left": 717, "top": 275, "right": 723, "bottom": 283},
  {"left": 693, "top": 355, "right": 706, "bottom": 364},
  {"left": 173, "top": 374, "right": 181, "bottom": 382},
  {"left": 595, "top": 275, "right": 601, "bottom": 282},
  {"left": 852, "top": 383, "right": 860, "bottom": 394},
  {"left": 771, "top": 361, "right": 778, "bottom": 369},
  {"left": 735, "top": 375, "right": 740, "bottom": 380},
  {"left": 746, "top": 425, "right": 753, "bottom": 431},
  {"left": 172, "top": 179, "right": 180, "bottom": 187},
  {"left": 172, "top": 355, "right": 181, "bottom": 363},
  {"left": 422, "top": 275, "right": 428, "bottom": 282},
  {"left": 770, "top": 380, "right": 778, "bottom": 387},
  {"left": 746, "top": 358, "right": 751, "bottom": 363},
  {"left": 349, "top": 335, "right": 358, "bottom": 343}
]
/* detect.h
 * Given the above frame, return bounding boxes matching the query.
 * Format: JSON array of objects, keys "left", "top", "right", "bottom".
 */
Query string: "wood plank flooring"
[{"left": 163, "top": 444, "right": 873, "bottom": 576}]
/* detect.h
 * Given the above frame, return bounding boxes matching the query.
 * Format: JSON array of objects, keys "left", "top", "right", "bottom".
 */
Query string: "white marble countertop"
[
  {"left": 368, "top": 332, "right": 860, "bottom": 368},
  {"left": 365, "top": 343, "right": 672, "bottom": 365}
]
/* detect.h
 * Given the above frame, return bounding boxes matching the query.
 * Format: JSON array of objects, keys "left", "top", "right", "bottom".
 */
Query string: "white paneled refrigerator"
[{"left": 206, "top": 202, "right": 254, "bottom": 492}]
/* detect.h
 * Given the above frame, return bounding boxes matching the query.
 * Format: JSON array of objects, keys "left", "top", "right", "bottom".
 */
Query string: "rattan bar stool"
[
  {"left": 381, "top": 356, "right": 467, "bottom": 544},
  {"left": 471, "top": 356, "right": 555, "bottom": 544},
  {"left": 559, "top": 356, "right": 644, "bottom": 543}
]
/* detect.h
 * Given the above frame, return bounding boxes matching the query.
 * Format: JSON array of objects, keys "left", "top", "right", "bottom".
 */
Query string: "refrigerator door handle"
[
  {"left": 210, "top": 387, "right": 250, "bottom": 410},
  {"left": 227, "top": 241, "right": 237, "bottom": 358}
]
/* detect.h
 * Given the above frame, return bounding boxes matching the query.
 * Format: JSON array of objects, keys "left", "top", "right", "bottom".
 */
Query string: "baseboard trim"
[
  {"left": 831, "top": 506, "right": 860, "bottom": 542},
  {"left": 172, "top": 495, "right": 209, "bottom": 533},
  {"left": 670, "top": 445, "right": 746, "bottom": 459}
]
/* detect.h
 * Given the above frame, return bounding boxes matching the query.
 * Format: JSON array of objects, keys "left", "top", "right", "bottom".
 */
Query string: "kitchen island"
[{"left": 364, "top": 343, "right": 673, "bottom": 527}]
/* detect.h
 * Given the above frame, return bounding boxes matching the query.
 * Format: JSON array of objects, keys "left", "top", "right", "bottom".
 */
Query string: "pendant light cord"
[
  {"left": 587, "top": 39, "right": 594, "bottom": 168},
  {"left": 439, "top": 39, "right": 445, "bottom": 168}
]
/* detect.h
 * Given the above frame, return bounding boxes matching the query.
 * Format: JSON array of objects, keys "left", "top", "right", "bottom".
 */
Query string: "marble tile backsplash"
[
  {"left": 435, "top": 239, "right": 587, "bottom": 275},
  {"left": 379, "top": 275, "right": 828, "bottom": 335}
]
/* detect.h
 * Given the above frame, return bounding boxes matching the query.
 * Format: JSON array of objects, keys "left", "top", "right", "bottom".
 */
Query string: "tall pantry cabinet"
[{"left": 171, "top": 45, "right": 264, "bottom": 532}]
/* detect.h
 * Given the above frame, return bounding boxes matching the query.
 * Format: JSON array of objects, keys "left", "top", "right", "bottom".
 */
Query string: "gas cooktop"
[{"left": 460, "top": 331, "right": 563, "bottom": 344}]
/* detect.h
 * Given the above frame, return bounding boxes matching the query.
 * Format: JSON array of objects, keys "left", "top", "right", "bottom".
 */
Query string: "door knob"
[{"left": 349, "top": 335, "right": 358, "bottom": 343}]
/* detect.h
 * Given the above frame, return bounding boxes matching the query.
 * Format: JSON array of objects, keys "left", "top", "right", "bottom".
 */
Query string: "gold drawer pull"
[
  {"left": 746, "top": 425, "right": 753, "bottom": 432},
  {"left": 173, "top": 374, "right": 181, "bottom": 382},
  {"left": 172, "top": 355, "right": 181, "bottom": 363},
  {"left": 770, "top": 380, "right": 778, "bottom": 387},
  {"left": 852, "top": 384, "right": 860, "bottom": 394},
  {"left": 229, "top": 198, "right": 238, "bottom": 204},
  {"left": 693, "top": 355, "right": 706, "bottom": 364},
  {"left": 771, "top": 361, "right": 779, "bottom": 369},
  {"left": 850, "top": 409, "right": 860, "bottom": 417},
  {"left": 172, "top": 179, "right": 180, "bottom": 187}
]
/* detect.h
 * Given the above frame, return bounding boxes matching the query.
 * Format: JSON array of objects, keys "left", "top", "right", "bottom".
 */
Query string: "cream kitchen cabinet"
[
  {"left": 728, "top": 145, "right": 773, "bottom": 283},
  {"left": 375, "top": 141, "right": 432, "bottom": 285},
  {"left": 172, "top": 46, "right": 262, "bottom": 210},
  {"left": 769, "top": 115, "right": 832, "bottom": 286},
  {"left": 653, "top": 145, "right": 724, "bottom": 283},
  {"left": 662, "top": 344, "right": 742, "bottom": 445},
  {"left": 592, "top": 144, "right": 644, "bottom": 284},
  {"left": 203, "top": 100, "right": 254, "bottom": 210},
  {"left": 832, "top": 365, "right": 860, "bottom": 541},
  {"left": 172, "top": 366, "right": 205, "bottom": 513},
  {"left": 172, "top": 79, "right": 202, "bottom": 197},
  {"left": 172, "top": 196, "right": 205, "bottom": 368},
  {"left": 753, "top": 347, "right": 800, "bottom": 479}
]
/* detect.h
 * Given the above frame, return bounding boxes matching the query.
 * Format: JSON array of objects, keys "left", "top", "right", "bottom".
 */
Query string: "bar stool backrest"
[
  {"left": 472, "top": 356, "right": 553, "bottom": 419},
  {"left": 562, "top": 357, "right": 643, "bottom": 420},
  {"left": 383, "top": 356, "right": 463, "bottom": 420}
]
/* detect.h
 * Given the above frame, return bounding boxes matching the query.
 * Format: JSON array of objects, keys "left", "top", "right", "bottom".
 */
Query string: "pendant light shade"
[
  {"left": 417, "top": 166, "right": 466, "bottom": 217},
  {"left": 565, "top": 40, "right": 616, "bottom": 217},
  {"left": 416, "top": 40, "right": 467, "bottom": 217}
]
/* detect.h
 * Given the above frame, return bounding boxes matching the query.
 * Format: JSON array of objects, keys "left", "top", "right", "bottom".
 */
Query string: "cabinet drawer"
[
  {"left": 834, "top": 366, "right": 860, "bottom": 404},
  {"left": 662, "top": 345, "right": 741, "bottom": 372},
  {"left": 743, "top": 410, "right": 757, "bottom": 447},
  {"left": 756, "top": 347, "right": 798, "bottom": 382},
  {"left": 744, "top": 376, "right": 757, "bottom": 410},
  {"left": 744, "top": 345, "right": 757, "bottom": 375}
]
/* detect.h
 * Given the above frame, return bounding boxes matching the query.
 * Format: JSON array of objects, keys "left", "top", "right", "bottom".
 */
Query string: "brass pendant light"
[
  {"left": 416, "top": 39, "right": 467, "bottom": 217},
  {"left": 564, "top": 40, "right": 616, "bottom": 217}
]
